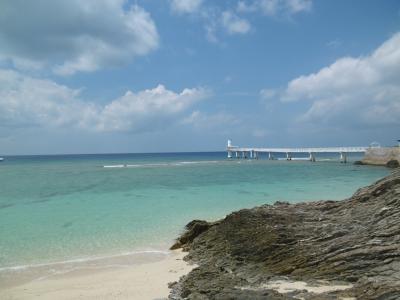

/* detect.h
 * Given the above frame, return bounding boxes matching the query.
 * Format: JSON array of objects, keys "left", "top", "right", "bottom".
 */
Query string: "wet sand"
[{"left": 0, "top": 250, "right": 193, "bottom": 300}]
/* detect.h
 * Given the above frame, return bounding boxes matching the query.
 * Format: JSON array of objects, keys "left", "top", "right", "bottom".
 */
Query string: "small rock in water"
[{"left": 386, "top": 159, "right": 399, "bottom": 168}]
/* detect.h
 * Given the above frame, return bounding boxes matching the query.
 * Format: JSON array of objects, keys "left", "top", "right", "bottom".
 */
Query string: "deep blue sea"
[{"left": 0, "top": 152, "right": 389, "bottom": 281}]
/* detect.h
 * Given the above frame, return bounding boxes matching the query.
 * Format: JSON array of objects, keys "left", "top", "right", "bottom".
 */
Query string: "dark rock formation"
[
  {"left": 169, "top": 170, "right": 400, "bottom": 299},
  {"left": 386, "top": 159, "right": 400, "bottom": 169},
  {"left": 353, "top": 160, "right": 364, "bottom": 165},
  {"left": 170, "top": 220, "right": 219, "bottom": 250}
]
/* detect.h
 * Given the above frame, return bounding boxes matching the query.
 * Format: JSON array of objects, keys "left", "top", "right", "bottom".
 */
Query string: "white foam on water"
[
  {"left": 103, "top": 164, "right": 125, "bottom": 168},
  {"left": 178, "top": 160, "right": 219, "bottom": 164},
  {"left": 103, "top": 160, "right": 222, "bottom": 169},
  {"left": 0, "top": 249, "right": 170, "bottom": 273},
  {"left": 291, "top": 157, "right": 310, "bottom": 161}
]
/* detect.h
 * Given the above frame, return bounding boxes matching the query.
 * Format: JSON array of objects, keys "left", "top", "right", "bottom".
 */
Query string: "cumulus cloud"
[
  {"left": 96, "top": 85, "right": 209, "bottom": 132},
  {"left": 0, "top": 0, "right": 159, "bottom": 75},
  {"left": 278, "top": 33, "right": 400, "bottom": 127},
  {"left": 221, "top": 11, "right": 251, "bottom": 35},
  {"left": 0, "top": 70, "right": 87, "bottom": 128},
  {"left": 170, "top": 0, "right": 203, "bottom": 14},
  {"left": 0, "top": 70, "right": 209, "bottom": 132},
  {"left": 237, "top": 0, "right": 312, "bottom": 16}
]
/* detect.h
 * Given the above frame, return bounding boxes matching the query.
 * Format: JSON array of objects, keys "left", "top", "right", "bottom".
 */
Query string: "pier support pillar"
[
  {"left": 255, "top": 151, "right": 258, "bottom": 160},
  {"left": 286, "top": 152, "right": 292, "bottom": 161},
  {"left": 268, "top": 152, "right": 273, "bottom": 160},
  {"left": 235, "top": 151, "right": 238, "bottom": 158},
  {"left": 309, "top": 152, "right": 316, "bottom": 162},
  {"left": 340, "top": 152, "right": 347, "bottom": 163},
  {"left": 227, "top": 150, "right": 232, "bottom": 159},
  {"left": 250, "top": 150, "right": 253, "bottom": 159}
]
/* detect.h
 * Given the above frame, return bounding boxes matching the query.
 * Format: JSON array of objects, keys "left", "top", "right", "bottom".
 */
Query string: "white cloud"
[
  {"left": 203, "top": 10, "right": 251, "bottom": 43},
  {"left": 260, "top": 88, "right": 277, "bottom": 100},
  {"left": 0, "top": 0, "right": 159, "bottom": 75},
  {"left": 258, "top": 0, "right": 280, "bottom": 15},
  {"left": 237, "top": 1, "right": 258, "bottom": 13},
  {"left": 0, "top": 70, "right": 91, "bottom": 129},
  {"left": 170, "top": 0, "right": 203, "bottom": 14},
  {"left": 221, "top": 11, "right": 251, "bottom": 35},
  {"left": 169, "top": 2, "right": 252, "bottom": 42},
  {"left": 96, "top": 85, "right": 209, "bottom": 132},
  {"left": 182, "top": 111, "right": 239, "bottom": 129},
  {"left": 285, "top": 0, "right": 312, "bottom": 14},
  {"left": 0, "top": 69, "right": 209, "bottom": 133},
  {"left": 278, "top": 33, "right": 400, "bottom": 127},
  {"left": 164, "top": 0, "right": 313, "bottom": 45},
  {"left": 237, "top": 0, "right": 312, "bottom": 16},
  {"left": 203, "top": 12, "right": 220, "bottom": 43},
  {"left": 252, "top": 128, "right": 269, "bottom": 138}
]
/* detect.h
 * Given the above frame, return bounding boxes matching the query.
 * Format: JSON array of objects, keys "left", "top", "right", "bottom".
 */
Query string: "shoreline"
[
  {"left": 0, "top": 249, "right": 194, "bottom": 300},
  {"left": 0, "top": 249, "right": 172, "bottom": 289}
]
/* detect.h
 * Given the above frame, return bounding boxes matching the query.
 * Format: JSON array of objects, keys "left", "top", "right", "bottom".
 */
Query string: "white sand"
[
  {"left": 0, "top": 250, "right": 194, "bottom": 300},
  {"left": 261, "top": 280, "right": 353, "bottom": 294},
  {"left": 240, "top": 279, "right": 353, "bottom": 297}
]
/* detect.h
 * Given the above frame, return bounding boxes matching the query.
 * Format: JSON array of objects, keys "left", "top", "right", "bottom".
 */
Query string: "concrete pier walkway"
[{"left": 226, "top": 140, "right": 369, "bottom": 163}]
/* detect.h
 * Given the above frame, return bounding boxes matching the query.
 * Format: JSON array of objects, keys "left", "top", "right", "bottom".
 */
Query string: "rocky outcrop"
[
  {"left": 362, "top": 147, "right": 400, "bottom": 167},
  {"left": 170, "top": 220, "right": 219, "bottom": 250},
  {"left": 169, "top": 170, "right": 400, "bottom": 299}
]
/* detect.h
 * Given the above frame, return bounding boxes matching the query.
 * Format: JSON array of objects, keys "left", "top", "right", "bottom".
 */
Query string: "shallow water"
[{"left": 0, "top": 152, "right": 389, "bottom": 276}]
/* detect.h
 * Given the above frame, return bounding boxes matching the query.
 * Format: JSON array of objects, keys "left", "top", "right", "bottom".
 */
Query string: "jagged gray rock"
[
  {"left": 386, "top": 159, "right": 400, "bottom": 168},
  {"left": 170, "top": 220, "right": 219, "bottom": 250},
  {"left": 169, "top": 170, "right": 400, "bottom": 299}
]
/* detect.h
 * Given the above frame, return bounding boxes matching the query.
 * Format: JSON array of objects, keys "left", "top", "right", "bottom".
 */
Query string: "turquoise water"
[{"left": 0, "top": 152, "right": 389, "bottom": 272}]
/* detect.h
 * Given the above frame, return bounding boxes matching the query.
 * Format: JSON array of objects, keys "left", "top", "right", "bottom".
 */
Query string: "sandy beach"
[{"left": 0, "top": 250, "right": 193, "bottom": 300}]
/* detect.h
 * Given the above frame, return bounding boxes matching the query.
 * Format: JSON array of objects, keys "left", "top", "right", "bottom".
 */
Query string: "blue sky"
[{"left": 0, "top": 0, "right": 399, "bottom": 154}]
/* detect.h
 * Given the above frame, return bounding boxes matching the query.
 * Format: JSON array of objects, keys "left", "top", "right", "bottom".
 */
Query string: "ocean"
[{"left": 0, "top": 152, "right": 389, "bottom": 283}]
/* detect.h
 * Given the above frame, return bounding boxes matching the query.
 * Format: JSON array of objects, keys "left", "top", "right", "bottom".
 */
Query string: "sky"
[{"left": 0, "top": 0, "right": 399, "bottom": 155}]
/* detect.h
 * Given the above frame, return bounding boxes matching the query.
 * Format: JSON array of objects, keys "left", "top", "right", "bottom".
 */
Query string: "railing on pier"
[
  {"left": 227, "top": 146, "right": 368, "bottom": 153},
  {"left": 226, "top": 140, "right": 369, "bottom": 163}
]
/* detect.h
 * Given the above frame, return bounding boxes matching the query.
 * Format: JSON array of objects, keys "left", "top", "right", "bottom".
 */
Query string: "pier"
[{"left": 226, "top": 140, "right": 368, "bottom": 163}]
